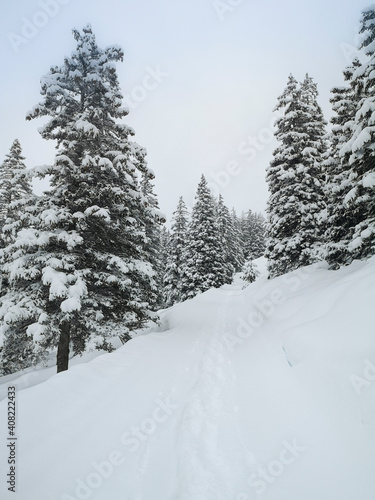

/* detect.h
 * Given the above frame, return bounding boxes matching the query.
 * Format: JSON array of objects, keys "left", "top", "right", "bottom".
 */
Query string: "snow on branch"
[{"left": 84, "top": 205, "right": 111, "bottom": 222}]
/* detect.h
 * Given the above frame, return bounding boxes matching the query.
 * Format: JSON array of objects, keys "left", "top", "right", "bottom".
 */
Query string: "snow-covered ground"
[{"left": 1, "top": 257, "right": 375, "bottom": 500}]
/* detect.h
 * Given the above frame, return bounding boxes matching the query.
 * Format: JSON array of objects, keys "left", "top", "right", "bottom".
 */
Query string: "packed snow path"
[{"left": 1, "top": 258, "right": 375, "bottom": 500}]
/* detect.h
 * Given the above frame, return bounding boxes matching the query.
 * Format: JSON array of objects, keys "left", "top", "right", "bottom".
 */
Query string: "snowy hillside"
[{"left": 1, "top": 257, "right": 375, "bottom": 500}]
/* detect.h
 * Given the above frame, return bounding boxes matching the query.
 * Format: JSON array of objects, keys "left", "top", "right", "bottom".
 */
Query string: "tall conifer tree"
[
  {"left": 324, "top": 61, "right": 361, "bottom": 268},
  {"left": 339, "top": 7, "right": 375, "bottom": 259},
  {"left": 230, "top": 208, "right": 245, "bottom": 272},
  {"left": 163, "top": 197, "right": 189, "bottom": 307},
  {"left": 181, "top": 176, "right": 226, "bottom": 299},
  {"left": 0, "top": 26, "right": 159, "bottom": 374},
  {"left": 0, "top": 140, "right": 33, "bottom": 246},
  {"left": 265, "top": 74, "right": 327, "bottom": 278},
  {"left": 217, "top": 195, "right": 235, "bottom": 283}
]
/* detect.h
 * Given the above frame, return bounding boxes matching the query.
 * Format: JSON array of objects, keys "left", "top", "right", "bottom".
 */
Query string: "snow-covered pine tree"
[
  {"left": 0, "top": 140, "right": 35, "bottom": 373},
  {"left": 265, "top": 74, "right": 327, "bottom": 278},
  {"left": 324, "top": 60, "right": 361, "bottom": 268},
  {"left": 163, "top": 196, "right": 189, "bottom": 307},
  {"left": 216, "top": 194, "right": 235, "bottom": 283},
  {"left": 0, "top": 26, "right": 160, "bottom": 374},
  {"left": 242, "top": 211, "right": 266, "bottom": 259},
  {"left": 339, "top": 7, "right": 375, "bottom": 259},
  {"left": 181, "top": 176, "right": 226, "bottom": 299},
  {"left": 241, "top": 259, "right": 259, "bottom": 285},
  {"left": 230, "top": 208, "right": 245, "bottom": 272},
  {"left": 299, "top": 74, "right": 328, "bottom": 248},
  {"left": 252, "top": 212, "right": 266, "bottom": 258},
  {"left": 240, "top": 210, "right": 253, "bottom": 261},
  {"left": 265, "top": 75, "right": 300, "bottom": 278},
  {"left": 0, "top": 140, "right": 33, "bottom": 246},
  {"left": 139, "top": 150, "right": 166, "bottom": 310},
  {"left": 159, "top": 225, "right": 170, "bottom": 295}
]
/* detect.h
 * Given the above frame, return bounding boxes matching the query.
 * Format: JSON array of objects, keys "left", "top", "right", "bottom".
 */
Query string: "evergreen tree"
[
  {"left": 0, "top": 140, "right": 33, "bottom": 246},
  {"left": 0, "top": 140, "right": 35, "bottom": 371},
  {"left": 265, "top": 74, "right": 327, "bottom": 278},
  {"left": 241, "top": 259, "right": 259, "bottom": 285},
  {"left": 299, "top": 74, "right": 329, "bottom": 246},
  {"left": 252, "top": 212, "right": 266, "bottom": 258},
  {"left": 216, "top": 195, "right": 235, "bottom": 283},
  {"left": 181, "top": 176, "right": 226, "bottom": 299},
  {"left": 159, "top": 225, "right": 170, "bottom": 301},
  {"left": 230, "top": 208, "right": 245, "bottom": 272},
  {"left": 0, "top": 142, "right": 35, "bottom": 375},
  {"left": 139, "top": 155, "right": 166, "bottom": 310},
  {"left": 0, "top": 26, "right": 159, "bottom": 374},
  {"left": 243, "top": 211, "right": 266, "bottom": 259},
  {"left": 163, "top": 197, "right": 189, "bottom": 307},
  {"left": 324, "top": 60, "right": 361, "bottom": 268},
  {"left": 339, "top": 7, "right": 375, "bottom": 259},
  {"left": 240, "top": 210, "right": 253, "bottom": 260}
]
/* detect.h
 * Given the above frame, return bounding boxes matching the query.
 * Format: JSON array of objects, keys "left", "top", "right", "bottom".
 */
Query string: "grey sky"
[{"left": 0, "top": 0, "right": 369, "bottom": 222}]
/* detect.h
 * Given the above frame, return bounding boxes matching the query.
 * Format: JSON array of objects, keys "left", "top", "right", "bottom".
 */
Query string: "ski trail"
[{"left": 171, "top": 291, "right": 233, "bottom": 500}]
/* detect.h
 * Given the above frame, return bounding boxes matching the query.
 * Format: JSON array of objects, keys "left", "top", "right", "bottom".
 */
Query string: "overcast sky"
[{"left": 0, "top": 0, "right": 370, "bottom": 222}]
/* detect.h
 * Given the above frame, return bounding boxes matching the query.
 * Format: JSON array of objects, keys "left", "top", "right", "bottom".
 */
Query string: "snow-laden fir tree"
[
  {"left": 324, "top": 60, "right": 361, "bottom": 268},
  {"left": 216, "top": 195, "right": 235, "bottom": 283},
  {"left": 265, "top": 74, "right": 327, "bottom": 278},
  {"left": 163, "top": 197, "right": 189, "bottom": 307},
  {"left": 230, "top": 208, "right": 245, "bottom": 272},
  {"left": 159, "top": 225, "right": 170, "bottom": 291},
  {"left": 241, "top": 210, "right": 266, "bottom": 260},
  {"left": 139, "top": 154, "right": 166, "bottom": 310},
  {"left": 239, "top": 211, "right": 249, "bottom": 259},
  {"left": 0, "top": 26, "right": 160, "bottom": 374},
  {"left": 0, "top": 140, "right": 33, "bottom": 246},
  {"left": 0, "top": 140, "right": 35, "bottom": 371},
  {"left": 241, "top": 259, "right": 259, "bottom": 285},
  {"left": 251, "top": 212, "right": 266, "bottom": 258},
  {"left": 181, "top": 176, "right": 226, "bottom": 299},
  {"left": 299, "top": 74, "right": 329, "bottom": 246},
  {"left": 338, "top": 7, "right": 375, "bottom": 259}
]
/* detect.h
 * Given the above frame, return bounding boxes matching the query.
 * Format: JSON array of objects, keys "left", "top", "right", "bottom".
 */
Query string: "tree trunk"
[{"left": 57, "top": 322, "right": 70, "bottom": 373}]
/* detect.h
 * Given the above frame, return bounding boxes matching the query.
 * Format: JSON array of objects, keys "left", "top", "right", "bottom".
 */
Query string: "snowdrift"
[{"left": 1, "top": 257, "right": 375, "bottom": 500}]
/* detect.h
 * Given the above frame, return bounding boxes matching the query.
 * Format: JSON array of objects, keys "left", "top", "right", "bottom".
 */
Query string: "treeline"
[
  {"left": 162, "top": 177, "right": 265, "bottom": 307},
  {"left": 265, "top": 7, "right": 375, "bottom": 277}
]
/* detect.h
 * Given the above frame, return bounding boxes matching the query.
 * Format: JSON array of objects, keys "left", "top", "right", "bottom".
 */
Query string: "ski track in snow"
[{"left": 172, "top": 291, "right": 233, "bottom": 500}]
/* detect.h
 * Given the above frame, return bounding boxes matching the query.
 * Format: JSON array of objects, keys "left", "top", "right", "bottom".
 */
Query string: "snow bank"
[{"left": 0, "top": 257, "right": 374, "bottom": 500}]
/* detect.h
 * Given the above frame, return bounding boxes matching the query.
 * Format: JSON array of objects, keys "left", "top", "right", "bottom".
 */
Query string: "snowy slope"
[{"left": 1, "top": 257, "right": 375, "bottom": 500}]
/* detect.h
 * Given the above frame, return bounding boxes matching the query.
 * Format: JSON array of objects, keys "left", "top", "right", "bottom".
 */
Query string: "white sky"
[{"left": 0, "top": 0, "right": 370, "bottom": 222}]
